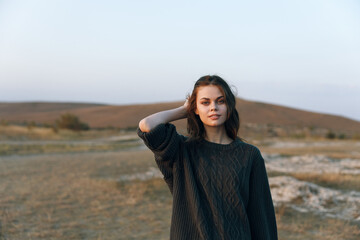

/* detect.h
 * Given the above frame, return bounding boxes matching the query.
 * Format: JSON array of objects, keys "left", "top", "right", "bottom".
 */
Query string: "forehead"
[{"left": 196, "top": 85, "right": 224, "bottom": 99}]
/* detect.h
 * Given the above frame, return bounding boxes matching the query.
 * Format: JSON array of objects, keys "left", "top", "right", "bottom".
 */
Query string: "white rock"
[
  {"left": 269, "top": 176, "right": 360, "bottom": 221},
  {"left": 264, "top": 153, "right": 360, "bottom": 175}
]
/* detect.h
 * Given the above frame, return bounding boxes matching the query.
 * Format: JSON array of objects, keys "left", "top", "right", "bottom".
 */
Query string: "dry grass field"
[{"left": 0, "top": 126, "right": 360, "bottom": 239}]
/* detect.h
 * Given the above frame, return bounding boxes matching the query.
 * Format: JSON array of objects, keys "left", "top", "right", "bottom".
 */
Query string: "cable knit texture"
[{"left": 138, "top": 123, "right": 278, "bottom": 240}]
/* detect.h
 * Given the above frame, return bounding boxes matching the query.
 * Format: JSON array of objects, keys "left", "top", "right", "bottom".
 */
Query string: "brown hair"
[{"left": 186, "top": 75, "right": 240, "bottom": 141}]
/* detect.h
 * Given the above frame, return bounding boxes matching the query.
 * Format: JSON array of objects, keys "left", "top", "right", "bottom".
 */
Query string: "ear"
[{"left": 195, "top": 107, "right": 199, "bottom": 115}]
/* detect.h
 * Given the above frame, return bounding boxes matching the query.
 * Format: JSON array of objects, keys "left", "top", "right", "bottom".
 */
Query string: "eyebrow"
[{"left": 199, "top": 96, "right": 224, "bottom": 100}]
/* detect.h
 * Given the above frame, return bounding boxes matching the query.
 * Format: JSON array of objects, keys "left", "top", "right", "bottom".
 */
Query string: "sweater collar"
[{"left": 200, "top": 137, "right": 242, "bottom": 150}]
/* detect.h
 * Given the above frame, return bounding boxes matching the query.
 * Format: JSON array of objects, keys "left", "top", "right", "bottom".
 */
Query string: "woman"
[{"left": 138, "top": 75, "right": 278, "bottom": 240}]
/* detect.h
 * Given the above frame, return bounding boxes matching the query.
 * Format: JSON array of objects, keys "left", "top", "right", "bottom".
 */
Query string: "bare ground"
[{"left": 0, "top": 137, "right": 360, "bottom": 239}]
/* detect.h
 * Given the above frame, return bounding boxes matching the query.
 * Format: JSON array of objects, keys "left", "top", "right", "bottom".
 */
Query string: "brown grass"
[
  {"left": 0, "top": 125, "right": 132, "bottom": 141},
  {"left": 291, "top": 172, "right": 360, "bottom": 192},
  {"left": 0, "top": 125, "right": 57, "bottom": 140},
  {"left": 1, "top": 127, "right": 359, "bottom": 239},
  {"left": 0, "top": 125, "right": 141, "bottom": 156},
  {"left": 257, "top": 138, "right": 360, "bottom": 159},
  {"left": 268, "top": 171, "right": 360, "bottom": 192},
  {"left": 1, "top": 145, "right": 359, "bottom": 239},
  {"left": 0, "top": 140, "right": 140, "bottom": 156},
  {"left": 276, "top": 205, "right": 360, "bottom": 240},
  {"left": 0, "top": 150, "right": 172, "bottom": 239}
]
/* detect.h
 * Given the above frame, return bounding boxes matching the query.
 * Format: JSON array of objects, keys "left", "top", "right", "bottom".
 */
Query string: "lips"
[{"left": 209, "top": 114, "right": 220, "bottom": 120}]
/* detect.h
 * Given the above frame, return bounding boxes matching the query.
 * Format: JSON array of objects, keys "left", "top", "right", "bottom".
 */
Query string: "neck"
[{"left": 204, "top": 125, "right": 233, "bottom": 144}]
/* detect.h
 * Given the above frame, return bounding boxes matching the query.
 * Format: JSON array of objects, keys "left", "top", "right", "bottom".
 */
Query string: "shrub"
[
  {"left": 337, "top": 133, "right": 346, "bottom": 139},
  {"left": 326, "top": 130, "right": 336, "bottom": 139},
  {"left": 55, "top": 113, "right": 90, "bottom": 131}
]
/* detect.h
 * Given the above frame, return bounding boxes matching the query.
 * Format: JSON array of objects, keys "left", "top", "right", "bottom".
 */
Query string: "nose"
[{"left": 210, "top": 102, "right": 218, "bottom": 111}]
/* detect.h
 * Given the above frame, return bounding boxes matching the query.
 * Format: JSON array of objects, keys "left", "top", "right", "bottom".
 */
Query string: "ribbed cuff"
[{"left": 137, "top": 123, "right": 169, "bottom": 149}]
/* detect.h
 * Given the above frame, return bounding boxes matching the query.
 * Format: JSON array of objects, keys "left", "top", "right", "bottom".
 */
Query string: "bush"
[
  {"left": 326, "top": 130, "right": 336, "bottom": 139},
  {"left": 55, "top": 113, "right": 90, "bottom": 131},
  {"left": 338, "top": 133, "right": 346, "bottom": 139}
]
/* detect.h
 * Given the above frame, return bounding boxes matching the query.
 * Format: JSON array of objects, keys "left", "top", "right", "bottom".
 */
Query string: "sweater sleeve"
[
  {"left": 137, "top": 123, "right": 183, "bottom": 193},
  {"left": 246, "top": 147, "right": 278, "bottom": 240}
]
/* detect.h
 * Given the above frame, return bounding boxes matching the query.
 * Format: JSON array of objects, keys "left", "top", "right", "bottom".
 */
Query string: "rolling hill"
[{"left": 0, "top": 99, "right": 359, "bottom": 136}]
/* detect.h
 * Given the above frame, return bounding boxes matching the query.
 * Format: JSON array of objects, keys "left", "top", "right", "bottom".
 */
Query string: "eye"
[
  {"left": 218, "top": 99, "right": 225, "bottom": 104},
  {"left": 201, "top": 101, "right": 209, "bottom": 105}
]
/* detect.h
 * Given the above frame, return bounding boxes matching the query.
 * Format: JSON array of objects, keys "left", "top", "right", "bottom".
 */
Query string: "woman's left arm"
[{"left": 246, "top": 148, "right": 278, "bottom": 240}]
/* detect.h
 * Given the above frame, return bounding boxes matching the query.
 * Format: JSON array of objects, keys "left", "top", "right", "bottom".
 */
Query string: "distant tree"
[
  {"left": 326, "top": 130, "right": 336, "bottom": 139},
  {"left": 337, "top": 133, "right": 346, "bottom": 139},
  {"left": 55, "top": 113, "right": 90, "bottom": 131}
]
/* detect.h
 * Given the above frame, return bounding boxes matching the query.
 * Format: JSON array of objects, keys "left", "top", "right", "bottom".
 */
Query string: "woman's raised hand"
[
  {"left": 139, "top": 98, "right": 189, "bottom": 132},
  {"left": 183, "top": 98, "right": 189, "bottom": 109}
]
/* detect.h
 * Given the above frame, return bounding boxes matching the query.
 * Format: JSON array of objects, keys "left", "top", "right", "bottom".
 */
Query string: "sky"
[{"left": 0, "top": 0, "right": 359, "bottom": 120}]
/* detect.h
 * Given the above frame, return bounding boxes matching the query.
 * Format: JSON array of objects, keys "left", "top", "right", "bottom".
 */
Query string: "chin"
[{"left": 205, "top": 121, "right": 225, "bottom": 127}]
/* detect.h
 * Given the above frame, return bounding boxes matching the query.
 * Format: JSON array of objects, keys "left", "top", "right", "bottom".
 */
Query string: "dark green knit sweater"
[{"left": 138, "top": 123, "right": 278, "bottom": 240}]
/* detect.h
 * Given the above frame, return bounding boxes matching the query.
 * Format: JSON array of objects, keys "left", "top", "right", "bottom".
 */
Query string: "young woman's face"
[{"left": 195, "top": 85, "right": 228, "bottom": 128}]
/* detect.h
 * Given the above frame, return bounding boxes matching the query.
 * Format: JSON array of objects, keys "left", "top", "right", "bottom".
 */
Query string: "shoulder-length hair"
[{"left": 186, "top": 75, "right": 240, "bottom": 141}]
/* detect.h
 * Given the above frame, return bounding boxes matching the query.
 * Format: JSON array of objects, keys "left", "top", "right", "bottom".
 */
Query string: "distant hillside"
[
  {"left": 0, "top": 102, "right": 106, "bottom": 115},
  {"left": 0, "top": 100, "right": 360, "bottom": 136}
]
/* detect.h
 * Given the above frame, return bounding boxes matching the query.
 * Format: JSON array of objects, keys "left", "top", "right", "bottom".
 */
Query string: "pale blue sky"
[{"left": 0, "top": 0, "right": 359, "bottom": 120}]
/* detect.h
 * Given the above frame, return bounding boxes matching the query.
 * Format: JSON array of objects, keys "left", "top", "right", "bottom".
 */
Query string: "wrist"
[{"left": 178, "top": 105, "right": 188, "bottom": 118}]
